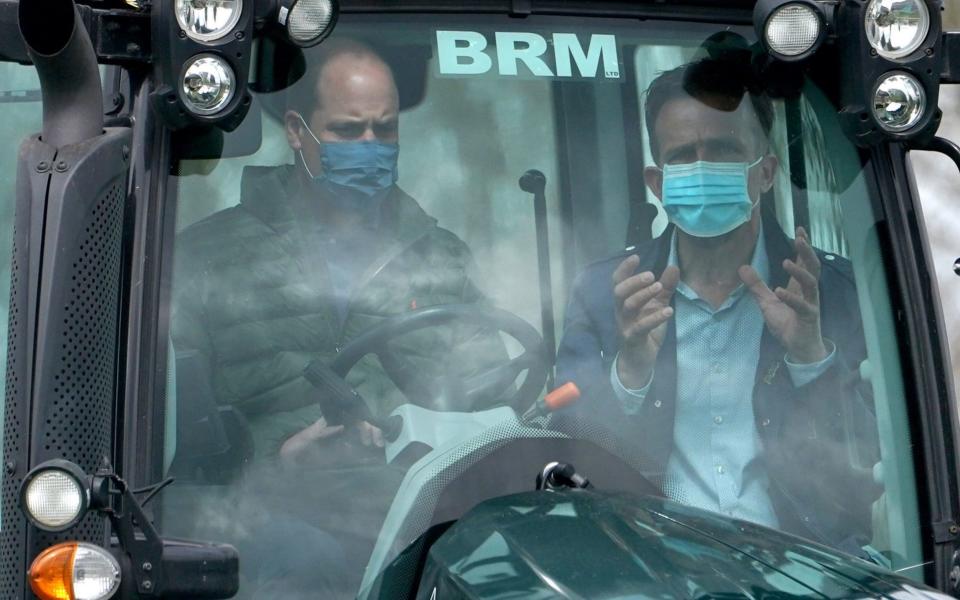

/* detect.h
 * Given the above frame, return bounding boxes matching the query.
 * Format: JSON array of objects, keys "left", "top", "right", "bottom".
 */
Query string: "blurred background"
[{"left": 912, "top": 2, "right": 960, "bottom": 398}]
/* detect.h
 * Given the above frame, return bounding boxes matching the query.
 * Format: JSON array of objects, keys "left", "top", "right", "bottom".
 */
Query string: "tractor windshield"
[{"left": 157, "top": 13, "right": 925, "bottom": 597}]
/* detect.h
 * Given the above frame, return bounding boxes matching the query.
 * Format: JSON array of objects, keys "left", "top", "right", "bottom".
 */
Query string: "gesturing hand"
[
  {"left": 613, "top": 256, "right": 680, "bottom": 389},
  {"left": 280, "top": 417, "right": 384, "bottom": 465},
  {"left": 738, "top": 227, "right": 827, "bottom": 364}
]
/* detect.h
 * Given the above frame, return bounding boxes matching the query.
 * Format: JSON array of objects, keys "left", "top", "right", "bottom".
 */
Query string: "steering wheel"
[{"left": 329, "top": 304, "right": 549, "bottom": 414}]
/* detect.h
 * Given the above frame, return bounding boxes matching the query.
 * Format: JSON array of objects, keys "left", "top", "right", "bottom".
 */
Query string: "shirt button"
[
  {"left": 761, "top": 418, "right": 771, "bottom": 427},
  {"left": 716, "top": 465, "right": 725, "bottom": 474},
  {"left": 714, "top": 416, "right": 723, "bottom": 425},
  {"left": 653, "top": 400, "right": 662, "bottom": 408}
]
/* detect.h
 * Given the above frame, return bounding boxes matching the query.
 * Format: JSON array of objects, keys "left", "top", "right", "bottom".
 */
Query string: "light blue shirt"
[{"left": 611, "top": 227, "right": 835, "bottom": 527}]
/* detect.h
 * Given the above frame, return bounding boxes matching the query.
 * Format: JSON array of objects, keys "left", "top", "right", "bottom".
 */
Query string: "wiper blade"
[{"left": 0, "top": 89, "right": 41, "bottom": 103}]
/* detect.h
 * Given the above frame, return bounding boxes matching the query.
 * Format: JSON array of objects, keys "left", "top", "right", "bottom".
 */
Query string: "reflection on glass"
[{"left": 161, "top": 16, "right": 925, "bottom": 598}]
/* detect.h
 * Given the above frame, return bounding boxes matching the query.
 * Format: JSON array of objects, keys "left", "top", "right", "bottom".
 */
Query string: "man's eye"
[
  {"left": 331, "top": 124, "right": 365, "bottom": 138},
  {"left": 666, "top": 152, "right": 695, "bottom": 165},
  {"left": 374, "top": 123, "right": 398, "bottom": 138}
]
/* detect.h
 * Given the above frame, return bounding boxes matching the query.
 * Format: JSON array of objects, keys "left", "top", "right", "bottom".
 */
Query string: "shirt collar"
[{"left": 667, "top": 220, "right": 769, "bottom": 303}]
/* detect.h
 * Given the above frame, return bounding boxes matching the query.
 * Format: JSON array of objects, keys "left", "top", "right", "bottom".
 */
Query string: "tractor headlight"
[
  {"left": 278, "top": 0, "right": 338, "bottom": 48},
  {"left": 20, "top": 461, "right": 90, "bottom": 532},
  {"left": 765, "top": 3, "right": 824, "bottom": 58},
  {"left": 865, "top": 0, "right": 930, "bottom": 60},
  {"left": 175, "top": 0, "right": 243, "bottom": 43},
  {"left": 180, "top": 54, "right": 236, "bottom": 115},
  {"left": 873, "top": 72, "right": 926, "bottom": 131},
  {"left": 29, "top": 542, "right": 121, "bottom": 600}
]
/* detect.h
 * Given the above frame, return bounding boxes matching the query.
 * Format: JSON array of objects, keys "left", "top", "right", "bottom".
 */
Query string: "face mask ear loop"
[
  {"left": 746, "top": 155, "right": 767, "bottom": 212},
  {"left": 296, "top": 113, "right": 324, "bottom": 180}
]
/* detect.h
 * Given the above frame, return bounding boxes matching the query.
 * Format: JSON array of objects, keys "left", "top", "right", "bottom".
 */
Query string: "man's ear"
[
  {"left": 758, "top": 153, "right": 779, "bottom": 193},
  {"left": 284, "top": 110, "right": 305, "bottom": 151},
  {"left": 644, "top": 165, "right": 664, "bottom": 200}
]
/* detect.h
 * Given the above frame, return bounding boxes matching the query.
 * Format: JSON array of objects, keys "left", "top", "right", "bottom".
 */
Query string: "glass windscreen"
[
  {"left": 159, "top": 14, "right": 924, "bottom": 597},
  {"left": 0, "top": 64, "right": 40, "bottom": 532}
]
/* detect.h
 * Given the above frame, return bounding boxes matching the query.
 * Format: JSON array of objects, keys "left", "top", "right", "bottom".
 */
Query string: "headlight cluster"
[
  {"left": 19, "top": 461, "right": 121, "bottom": 600},
  {"left": 166, "top": 0, "right": 338, "bottom": 121},
  {"left": 864, "top": 0, "right": 931, "bottom": 133},
  {"left": 756, "top": 0, "right": 938, "bottom": 139}
]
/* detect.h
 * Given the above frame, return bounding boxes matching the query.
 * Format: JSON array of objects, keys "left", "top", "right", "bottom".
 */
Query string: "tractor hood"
[{"left": 418, "top": 490, "right": 947, "bottom": 599}]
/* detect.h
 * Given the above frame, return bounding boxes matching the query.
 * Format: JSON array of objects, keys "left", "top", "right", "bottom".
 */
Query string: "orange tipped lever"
[
  {"left": 544, "top": 382, "right": 581, "bottom": 411},
  {"left": 521, "top": 382, "right": 581, "bottom": 422}
]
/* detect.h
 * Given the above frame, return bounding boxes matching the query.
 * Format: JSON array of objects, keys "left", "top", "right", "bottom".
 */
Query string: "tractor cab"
[{"left": 2, "top": 1, "right": 960, "bottom": 598}]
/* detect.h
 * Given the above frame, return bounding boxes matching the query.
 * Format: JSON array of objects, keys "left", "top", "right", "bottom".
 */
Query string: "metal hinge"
[{"left": 933, "top": 520, "right": 960, "bottom": 544}]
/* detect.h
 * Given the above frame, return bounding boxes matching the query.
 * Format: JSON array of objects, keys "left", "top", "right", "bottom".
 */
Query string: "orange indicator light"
[{"left": 28, "top": 542, "right": 77, "bottom": 600}]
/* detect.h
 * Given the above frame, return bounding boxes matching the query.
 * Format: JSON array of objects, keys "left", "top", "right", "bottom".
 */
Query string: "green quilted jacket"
[{"left": 171, "top": 165, "right": 504, "bottom": 459}]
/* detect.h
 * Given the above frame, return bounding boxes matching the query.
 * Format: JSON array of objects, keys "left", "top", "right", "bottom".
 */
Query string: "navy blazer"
[{"left": 555, "top": 217, "right": 881, "bottom": 551}]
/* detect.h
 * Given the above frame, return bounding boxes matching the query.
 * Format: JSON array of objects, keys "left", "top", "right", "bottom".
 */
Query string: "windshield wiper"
[{"left": 0, "top": 89, "right": 42, "bottom": 103}]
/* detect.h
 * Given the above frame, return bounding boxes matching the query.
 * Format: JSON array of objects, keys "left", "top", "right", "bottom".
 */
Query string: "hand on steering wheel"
[{"left": 328, "top": 304, "right": 550, "bottom": 416}]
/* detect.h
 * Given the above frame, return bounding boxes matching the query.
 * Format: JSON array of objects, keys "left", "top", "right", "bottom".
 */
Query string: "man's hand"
[
  {"left": 279, "top": 417, "right": 384, "bottom": 464},
  {"left": 613, "top": 256, "right": 680, "bottom": 389},
  {"left": 739, "top": 226, "right": 827, "bottom": 364}
]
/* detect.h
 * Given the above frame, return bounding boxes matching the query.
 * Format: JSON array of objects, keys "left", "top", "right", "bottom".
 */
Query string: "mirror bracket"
[
  {"left": 944, "top": 32, "right": 960, "bottom": 84},
  {"left": 907, "top": 136, "right": 960, "bottom": 176}
]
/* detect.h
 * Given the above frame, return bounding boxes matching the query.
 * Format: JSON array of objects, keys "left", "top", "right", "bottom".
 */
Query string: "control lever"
[
  {"left": 519, "top": 169, "right": 556, "bottom": 390},
  {"left": 536, "top": 462, "right": 592, "bottom": 490},
  {"left": 521, "top": 381, "right": 581, "bottom": 423},
  {"left": 303, "top": 359, "right": 402, "bottom": 442}
]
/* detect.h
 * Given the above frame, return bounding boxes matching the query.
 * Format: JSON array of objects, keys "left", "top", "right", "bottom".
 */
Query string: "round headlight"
[
  {"left": 873, "top": 72, "right": 926, "bottom": 132},
  {"left": 29, "top": 542, "right": 121, "bottom": 600},
  {"left": 765, "top": 3, "right": 823, "bottom": 58},
  {"left": 175, "top": 0, "right": 242, "bottom": 43},
  {"left": 280, "top": 0, "right": 338, "bottom": 47},
  {"left": 865, "top": 0, "right": 930, "bottom": 60},
  {"left": 180, "top": 54, "right": 236, "bottom": 115},
  {"left": 21, "top": 466, "right": 88, "bottom": 531}
]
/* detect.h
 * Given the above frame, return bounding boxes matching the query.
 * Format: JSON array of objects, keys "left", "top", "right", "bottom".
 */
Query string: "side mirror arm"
[
  {"left": 943, "top": 32, "right": 960, "bottom": 84},
  {"left": 907, "top": 136, "right": 960, "bottom": 176}
]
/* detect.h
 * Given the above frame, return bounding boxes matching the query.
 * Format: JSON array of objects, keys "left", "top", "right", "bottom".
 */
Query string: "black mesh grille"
[
  {"left": 1, "top": 226, "right": 26, "bottom": 597},
  {"left": 28, "top": 181, "right": 124, "bottom": 556},
  {"left": 45, "top": 182, "right": 122, "bottom": 465}
]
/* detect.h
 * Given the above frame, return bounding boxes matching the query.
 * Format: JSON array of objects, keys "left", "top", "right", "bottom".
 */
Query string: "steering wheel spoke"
[{"left": 326, "top": 305, "right": 549, "bottom": 414}]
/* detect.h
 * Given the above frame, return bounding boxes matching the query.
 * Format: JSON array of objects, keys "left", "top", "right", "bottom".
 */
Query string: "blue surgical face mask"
[
  {"left": 297, "top": 114, "right": 399, "bottom": 212},
  {"left": 660, "top": 157, "right": 764, "bottom": 238}
]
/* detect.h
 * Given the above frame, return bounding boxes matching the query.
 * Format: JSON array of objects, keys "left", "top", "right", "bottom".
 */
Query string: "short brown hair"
[{"left": 643, "top": 58, "right": 774, "bottom": 163}]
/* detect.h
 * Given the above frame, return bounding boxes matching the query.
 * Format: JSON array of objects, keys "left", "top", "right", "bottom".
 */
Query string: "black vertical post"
[{"left": 519, "top": 170, "right": 556, "bottom": 390}]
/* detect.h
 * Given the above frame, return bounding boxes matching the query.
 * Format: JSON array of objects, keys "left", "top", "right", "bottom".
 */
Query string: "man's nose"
[{"left": 359, "top": 127, "right": 377, "bottom": 142}]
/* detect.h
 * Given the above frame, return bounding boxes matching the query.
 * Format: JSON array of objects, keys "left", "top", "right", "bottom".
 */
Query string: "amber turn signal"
[
  {"left": 29, "top": 543, "right": 75, "bottom": 600},
  {"left": 29, "top": 542, "right": 121, "bottom": 600}
]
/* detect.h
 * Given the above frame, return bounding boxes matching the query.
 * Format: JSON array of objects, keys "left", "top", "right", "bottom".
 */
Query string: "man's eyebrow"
[
  {"left": 326, "top": 116, "right": 366, "bottom": 127},
  {"left": 662, "top": 142, "right": 697, "bottom": 162}
]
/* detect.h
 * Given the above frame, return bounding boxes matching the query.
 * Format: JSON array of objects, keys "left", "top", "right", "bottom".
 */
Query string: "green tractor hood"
[{"left": 417, "top": 490, "right": 946, "bottom": 599}]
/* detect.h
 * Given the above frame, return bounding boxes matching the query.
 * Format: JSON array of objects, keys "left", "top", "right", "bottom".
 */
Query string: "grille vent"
[
  {"left": 0, "top": 226, "right": 26, "bottom": 597},
  {"left": 46, "top": 183, "right": 122, "bottom": 463},
  {"left": 28, "top": 181, "right": 124, "bottom": 557}
]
